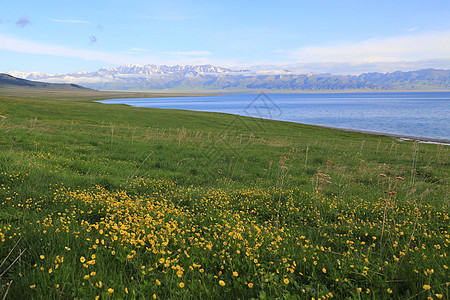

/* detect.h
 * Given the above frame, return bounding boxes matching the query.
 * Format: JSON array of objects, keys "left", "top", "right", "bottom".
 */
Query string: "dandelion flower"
[
  {"left": 284, "top": 278, "right": 289, "bottom": 284},
  {"left": 233, "top": 271, "right": 238, "bottom": 277},
  {"left": 30, "top": 284, "right": 36, "bottom": 289},
  {"left": 219, "top": 280, "right": 225, "bottom": 286},
  {"left": 423, "top": 285, "right": 431, "bottom": 291},
  {"left": 80, "top": 256, "right": 86, "bottom": 263},
  {"left": 179, "top": 282, "right": 185, "bottom": 288},
  {"left": 322, "top": 268, "right": 327, "bottom": 273},
  {"left": 40, "top": 255, "right": 45, "bottom": 260},
  {"left": 108, "top": 288, "right": 114, "bottom": 294},
  {"left": 248, "top": 282, "right": 254, "bottom": 288},
  {"left": 156, "top": 279, "right": 161, "bottom": 286}
]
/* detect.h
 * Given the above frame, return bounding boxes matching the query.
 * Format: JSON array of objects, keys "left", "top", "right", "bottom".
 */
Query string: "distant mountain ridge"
[{"left": 5, "top": 65, "right": 450, "bottom": 91}]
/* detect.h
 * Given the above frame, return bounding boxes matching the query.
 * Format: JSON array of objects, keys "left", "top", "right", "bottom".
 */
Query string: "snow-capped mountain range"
[
  {"left": 8, "top": 64, "right": 243, "bottom": 80},
  {"left": 5, "top": 64, "right": 450, "bottom": 91},
  {"left": 6, "top": 64, "right": 250, "bottom": 90}
]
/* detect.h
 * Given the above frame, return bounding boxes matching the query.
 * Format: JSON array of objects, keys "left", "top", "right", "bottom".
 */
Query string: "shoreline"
[
  {"left": 99, "top": 100, "right": 450, "bottom": 146},
  {"left": 314, "top": 125, "right": 450, "bottom": 145},
  {"left": 97, "top": 93, "right": 450, "bottom": 146}
]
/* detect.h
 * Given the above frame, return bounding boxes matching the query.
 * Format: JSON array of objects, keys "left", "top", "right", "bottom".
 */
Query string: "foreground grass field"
[{"left": 0, "top": 87, "right": 449, "bottom": 299}]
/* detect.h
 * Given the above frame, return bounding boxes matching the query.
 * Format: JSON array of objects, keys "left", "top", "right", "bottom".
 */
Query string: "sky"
[{"left": 1, "top": 0, "right": 450, "bottom": 74}]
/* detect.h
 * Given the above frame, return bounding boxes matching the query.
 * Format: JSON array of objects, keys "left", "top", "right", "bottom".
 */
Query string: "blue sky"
[{"left": 1, "top": 0, "right": 450, "bottom": 74}]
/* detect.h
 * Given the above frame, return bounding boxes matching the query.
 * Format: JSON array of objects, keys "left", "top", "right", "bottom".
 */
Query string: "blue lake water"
[{"left": 99, "top": 92, "right": 450, "bottom": 141}]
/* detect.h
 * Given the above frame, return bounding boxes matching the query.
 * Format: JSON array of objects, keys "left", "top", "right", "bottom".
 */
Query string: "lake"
[{"left": 99, "top": 92, "right": 450, "bottom": 141}]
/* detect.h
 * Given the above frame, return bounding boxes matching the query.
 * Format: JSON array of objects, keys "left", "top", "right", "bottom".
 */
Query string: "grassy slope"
[{"left": 0, "top": 87, "right": 449, "bottom": 299}]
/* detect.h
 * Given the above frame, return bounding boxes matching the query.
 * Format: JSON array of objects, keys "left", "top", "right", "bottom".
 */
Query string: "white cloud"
[
  {"left": 295, "top": 31, "right": 450, "bottom": 64},
  {"left": 49, "top": 18, "right": 90, "bottom": 24},
  {"left": 277, "top": 59, "right": 450, "bottom": 75},
  {"left": 0, "top": 34, "right": 218, "bottom": 69},
  {"left": 128, "top": 48, "right": 149, "bottom": 52},
  {"left": 169, "top": 51, "right": 211, "bottom": 56},
  {"left": 0, "top": 33, "right": 154, "bottom": 65}
]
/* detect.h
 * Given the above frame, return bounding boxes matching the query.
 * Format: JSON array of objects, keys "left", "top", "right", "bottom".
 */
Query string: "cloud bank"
[
  {"left": 1, "top": 29, "right": 450, "bottom": 75},
  {"left": 0, "top": 34, "right": 130, "bottom": 64},
  {"left": 296, "top": 31, "right": 450, "bottom": 64},
  {"left": 169, "top": 51, "right": 211, "bottom": 56}
]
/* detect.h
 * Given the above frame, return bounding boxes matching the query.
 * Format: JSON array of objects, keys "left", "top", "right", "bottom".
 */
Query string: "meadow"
[{"left": 0, "top": 87, "right": 449, "bottom": 299}]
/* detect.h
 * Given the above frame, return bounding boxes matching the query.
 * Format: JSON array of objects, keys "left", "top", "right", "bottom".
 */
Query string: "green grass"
[{"left": 0, "top": 87, "right": 449, "bottom": 299}]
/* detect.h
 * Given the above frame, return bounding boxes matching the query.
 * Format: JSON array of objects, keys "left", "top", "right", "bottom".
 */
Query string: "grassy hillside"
[
  {"left": 0, "top": 73, "right": 90, "bottom": 91},
  {"left": 0, "top": 88, "right": 449, "bottom": 299}
]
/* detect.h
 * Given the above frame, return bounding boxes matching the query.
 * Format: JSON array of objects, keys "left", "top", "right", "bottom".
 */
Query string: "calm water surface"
[{"left": 99, "top": 92, "right": 450, "bottom": 140}]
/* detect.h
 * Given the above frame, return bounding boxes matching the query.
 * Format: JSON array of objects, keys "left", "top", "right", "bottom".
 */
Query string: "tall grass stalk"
[
  {"left": 126, "top": 149, "right": 154, "bottom": 184},
  {"left": 0, "top": 238, "right": 25, "bottom": 299}
]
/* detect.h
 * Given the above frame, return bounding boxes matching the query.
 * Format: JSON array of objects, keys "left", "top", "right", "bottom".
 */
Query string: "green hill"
[{"left": 0, "top": 73, "right": 90, "bottom": 91}]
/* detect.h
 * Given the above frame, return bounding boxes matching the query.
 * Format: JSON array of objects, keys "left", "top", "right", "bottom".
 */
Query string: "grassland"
[{"left": 0, "top": 87, "right": 449, "bottom": 299}]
